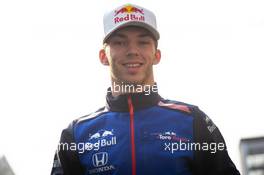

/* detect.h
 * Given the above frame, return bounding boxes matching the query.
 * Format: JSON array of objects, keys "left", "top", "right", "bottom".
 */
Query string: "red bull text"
[{"left": 114, "top": 14, "right": 145, "bottom": 24}]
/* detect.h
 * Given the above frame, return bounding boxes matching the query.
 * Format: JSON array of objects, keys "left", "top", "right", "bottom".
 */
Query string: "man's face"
[{"left": 100, "top": 26, "right": 161, "bottom": 85}]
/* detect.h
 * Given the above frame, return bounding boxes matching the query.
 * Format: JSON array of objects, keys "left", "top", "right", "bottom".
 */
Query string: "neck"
[{"left": 110, "top": 79, "right": 156, "bottom": 97}]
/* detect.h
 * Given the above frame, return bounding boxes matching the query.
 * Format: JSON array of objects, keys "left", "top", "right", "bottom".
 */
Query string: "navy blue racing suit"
[{"left": 51, "top": 89, "right": 240, "bottom": 175}]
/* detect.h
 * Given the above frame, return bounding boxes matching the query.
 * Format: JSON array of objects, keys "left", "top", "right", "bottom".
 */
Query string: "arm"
[
  {"left": 192, "top": 107, "right": 240, "bottom": 175},
  {"left": 51, "top": 122, "right": 85, "bottom": 175}
]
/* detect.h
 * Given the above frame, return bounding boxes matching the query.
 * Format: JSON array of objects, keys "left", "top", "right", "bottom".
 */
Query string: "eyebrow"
[
  {"left": 138, "top": 33, "right": 153, "bottom": 38},
  {"left": 111, "top": 33, "right": 127, "bottom": 39}
]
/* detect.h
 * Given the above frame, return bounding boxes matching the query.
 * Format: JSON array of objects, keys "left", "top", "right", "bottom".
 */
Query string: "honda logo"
[{"left": 92, "top": 152, "right": 108, "bottom": 167}]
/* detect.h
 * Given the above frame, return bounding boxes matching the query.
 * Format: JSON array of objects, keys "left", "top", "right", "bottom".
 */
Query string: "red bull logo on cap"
[
  {"left": 114, "top": 5, "right": 145, "bottom": 24},
  {"left": 114, "top": 5, "right": 144, "bottom": 16}
]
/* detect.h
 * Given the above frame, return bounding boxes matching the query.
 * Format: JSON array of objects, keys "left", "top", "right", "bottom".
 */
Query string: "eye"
[
  {"left": 111, "top": 39, "right": 126, "bottom": 46},
  {"left": 113, "top": 41, "right": 121, "bottom": 45}
]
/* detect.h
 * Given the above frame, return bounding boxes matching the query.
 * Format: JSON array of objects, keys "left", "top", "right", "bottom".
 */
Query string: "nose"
[{"left": 126, "top": 42, "right": 139, "bottom": 58}]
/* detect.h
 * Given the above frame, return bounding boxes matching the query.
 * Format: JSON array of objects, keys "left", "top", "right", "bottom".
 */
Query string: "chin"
[{"left": 121, "top": 77, "right": 145, "bottom": 85}]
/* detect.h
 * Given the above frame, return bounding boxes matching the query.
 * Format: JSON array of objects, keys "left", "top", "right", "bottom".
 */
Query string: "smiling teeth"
[{"left": 125, "top": 64, "right": 141, "bottom": 68}]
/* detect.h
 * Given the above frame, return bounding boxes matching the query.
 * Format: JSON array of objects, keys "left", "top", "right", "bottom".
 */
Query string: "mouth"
[
  {"left": 121, "top": 62, "right": 144, "bottom": 73},
  {"left": 122, "top": 63, "right": 143, "bottom": 68}
]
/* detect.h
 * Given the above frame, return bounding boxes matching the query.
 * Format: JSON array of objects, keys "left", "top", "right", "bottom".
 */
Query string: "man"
[{"left": 51, "top": 3, "right": 240, "bottom": 175}]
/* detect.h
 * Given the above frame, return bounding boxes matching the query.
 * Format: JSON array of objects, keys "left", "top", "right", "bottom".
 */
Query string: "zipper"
[{"left": 127, "top": 95, "right": 136, "bottom": 175}]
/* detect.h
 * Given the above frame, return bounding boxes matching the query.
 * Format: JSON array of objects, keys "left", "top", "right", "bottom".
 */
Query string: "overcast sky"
[{"left": 0, "top": 0, "right": 263, "bottom": 174}]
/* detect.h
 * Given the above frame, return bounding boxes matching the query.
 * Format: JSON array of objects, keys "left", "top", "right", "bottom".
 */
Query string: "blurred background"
[{"left": 0, "top": 0, "right": 263, "bottom": 174}]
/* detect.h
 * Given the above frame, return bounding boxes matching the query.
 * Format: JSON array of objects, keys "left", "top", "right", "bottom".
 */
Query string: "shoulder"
[
  {"left": 60, "top": 107, "right": 109, "bottom": 137},
  {"left": 63, "top": 107, "right": 108, "bottom": 130},
  {"left": 158, "top": 98, "right": 217, "bottom": 132},
  {"left": 73, "top": 106, "right": 109, "bottom": 125},
  {"left": 157, "top": 98, "right": 197, "bottom": 114}
]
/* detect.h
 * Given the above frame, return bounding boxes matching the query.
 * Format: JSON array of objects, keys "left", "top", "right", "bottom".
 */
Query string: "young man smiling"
[
  {"left": 99, "top": 26, "right": 160, "bottom": 96},
  {"left": 51, "top": 3, "right": 240, "bottom": 175}
]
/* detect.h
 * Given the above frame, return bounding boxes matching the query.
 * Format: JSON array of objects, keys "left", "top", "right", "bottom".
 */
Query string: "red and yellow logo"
[{"left": 115, "top": 5, "right": 144, "bottom": 16}]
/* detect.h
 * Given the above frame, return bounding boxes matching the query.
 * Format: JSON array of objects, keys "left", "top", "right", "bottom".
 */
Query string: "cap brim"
[{"left": 103, "top": 21, "right": 160, "bottom": 43}]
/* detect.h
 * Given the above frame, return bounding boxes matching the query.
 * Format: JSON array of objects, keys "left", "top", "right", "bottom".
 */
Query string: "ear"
[
  {"left": 99, "top": 49, "right": 109, "bottom": 66},
  {"left": 153, "top": 49, "right": 161, "bottom": 65}
]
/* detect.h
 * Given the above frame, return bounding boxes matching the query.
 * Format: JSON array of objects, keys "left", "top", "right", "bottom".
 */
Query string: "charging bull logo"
[
  {"left": 114, "top": 5, "right": 145, "bottom": 24},
  {"left": 89, "top": 129, "right": 114, "bottom": 140},
  {"left": 115, "top": 5, "right": 144, "bottom": 16}
]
